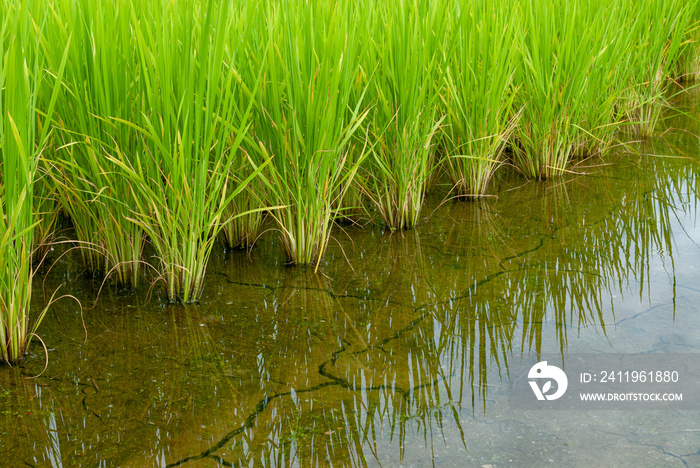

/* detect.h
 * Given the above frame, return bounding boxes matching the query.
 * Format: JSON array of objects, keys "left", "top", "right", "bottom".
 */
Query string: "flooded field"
[{"left": 2, "top": 91, "right": 700, "bottom": 467}]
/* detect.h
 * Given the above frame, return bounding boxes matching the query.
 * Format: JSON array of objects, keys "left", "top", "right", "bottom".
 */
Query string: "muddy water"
[{"left": 2, "top": 91, "right": 700, "bottom": 467}]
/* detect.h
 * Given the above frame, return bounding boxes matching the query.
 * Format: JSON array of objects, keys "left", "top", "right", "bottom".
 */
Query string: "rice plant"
[
  {"left": 106, "top": 0, "right": 266, "bottom": 303},
  {"left": 512, "top": 0, "right": 637, "bottom": 179},
  {"left": 253, "top": 0, "right": 368, "bottom": 265},
  {"left": 620, "top": 0, "right": 692, "bottom": 136},
  {"left": 2, "top": 0, "right": 696, "bottom": 310},
  {"left": 439, "top": 0, "right": 519, "bottom": 197},
  {"left": 41, "top": 0, "right": 145, "bottom": 287},
  {"left": 221, "top": 6, "right": 269, "bottom": 251},
  {"left": 673, "top": 1, "right": 700, "bottom": 81},
  {"left": 0, "top": 2, "right": 69, "bottom": 364},
  {"left": 572, "top": 0, "right": 637, "bottom": 157},
  {"left": 333, "top": 14, "right": 375, "bottom": 227},
  {"left": 31, "top": 180, "right": 58, "bottom": 264},
  {"left": 221, "top": 152, "right": 266, "bottom": 251},
  {"left": 360, "top": 0, "right": 444, "bottom": 229}
]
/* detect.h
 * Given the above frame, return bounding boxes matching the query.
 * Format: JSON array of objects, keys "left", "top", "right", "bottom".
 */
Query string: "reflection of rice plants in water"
[
  {"left": 161, "top": 265, "right": 473, "bottom": 465},
  {"left": 615, "top": 139, "right": 699, "bottom": 299},
  {"left": 429, "top": 200, "right": 517, "bottom": 408},
  {"left": 422, "top": 154, "right": 696, "bottom": 403},
  {"left": 502, "top": 149, "right": 689, "bottom": 353},
  {"left": 188, "top": 172, "right": 697, "bottom": 462}
]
